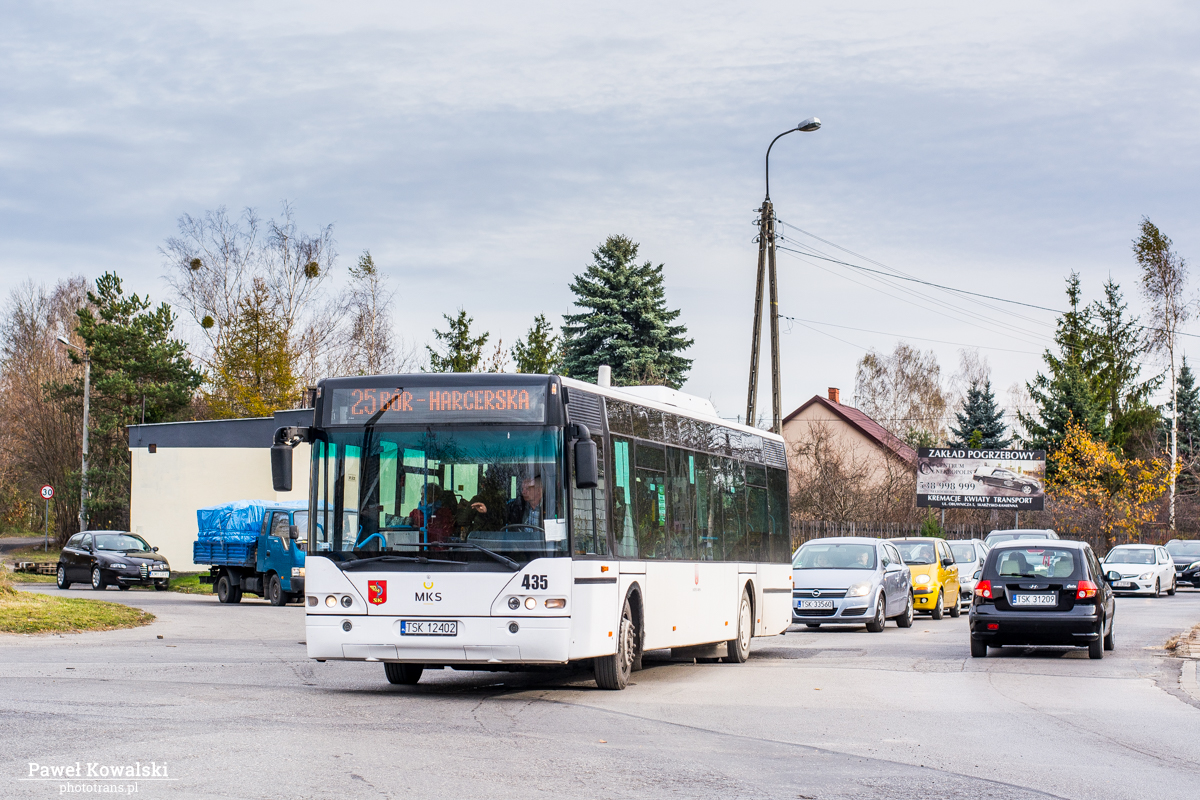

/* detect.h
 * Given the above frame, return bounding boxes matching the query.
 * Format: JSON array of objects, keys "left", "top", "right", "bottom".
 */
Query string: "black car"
[
  {"left": 1165, "top": 539, "right": 1200, "bottom": 588},
  {"left": 57, "top": 530, "right": 171, "bottom": 591},
  {"left": 969, "top": 540, "right": 1117, "bottom": 660},
  {"left": 972, "top": 466, "right": 1042, "bottom": 495}
]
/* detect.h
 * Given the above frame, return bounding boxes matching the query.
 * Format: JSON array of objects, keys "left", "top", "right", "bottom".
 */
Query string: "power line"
[{"left": 781, "top": 316, "right": 1044, "bottom": 355}]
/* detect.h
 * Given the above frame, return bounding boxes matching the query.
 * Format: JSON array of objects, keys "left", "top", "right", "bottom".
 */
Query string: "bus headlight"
[
  {"left": 524, "top": 597, "right": 537, "bottom": 610},
  {"left": 325, "top": 595, "right": 337, "bottom": 607}
]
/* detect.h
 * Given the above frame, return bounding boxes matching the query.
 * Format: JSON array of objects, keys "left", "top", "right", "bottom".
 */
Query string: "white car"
[
  {"left": 1102, "top": 544, "right": 1176, "bottom": 596},
  {"left": 949, "top": 539, "right": 989, "bottom": 609}
]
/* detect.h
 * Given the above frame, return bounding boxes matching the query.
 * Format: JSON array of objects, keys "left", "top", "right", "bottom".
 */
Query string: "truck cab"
[{"left": 195, "top": 500, "right": 307, "bottom": 605}]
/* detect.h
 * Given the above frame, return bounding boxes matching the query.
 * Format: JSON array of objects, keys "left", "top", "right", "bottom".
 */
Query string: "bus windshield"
[{"left": 311, "top": 426, "right": 565, "bottom": 568}]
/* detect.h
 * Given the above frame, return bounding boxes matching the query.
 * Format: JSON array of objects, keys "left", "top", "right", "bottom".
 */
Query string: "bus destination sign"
[{"left": 328, "top": 385, "right": 547, "bottom": 425}]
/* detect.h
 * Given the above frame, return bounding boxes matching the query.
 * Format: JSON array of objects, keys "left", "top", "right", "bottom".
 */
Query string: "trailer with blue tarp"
[{"left": 193, "top": 500, "right": 307, "bottom": 605}]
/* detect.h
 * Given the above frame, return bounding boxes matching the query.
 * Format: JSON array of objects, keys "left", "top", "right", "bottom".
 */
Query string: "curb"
[{"left": 1182, "top": 659, "right": 1200, "bottom": 704}]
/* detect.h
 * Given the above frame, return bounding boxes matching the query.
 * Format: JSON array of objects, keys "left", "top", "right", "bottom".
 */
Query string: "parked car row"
[{"left": 794, "top": 529, "right": 1200, "bottom": 661}]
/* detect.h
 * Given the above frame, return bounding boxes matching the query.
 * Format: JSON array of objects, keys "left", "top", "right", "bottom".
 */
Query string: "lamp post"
[
  {"left": 746, "top": 116, "right": 821, "bottom": 434},
  {"left": 56, "top": 335, "right": 90, "bottom": 532}
]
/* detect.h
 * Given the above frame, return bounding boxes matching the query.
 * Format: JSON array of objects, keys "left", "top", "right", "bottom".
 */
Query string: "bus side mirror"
[
  {"left": 271, "top": 444, "right": 293, "bottom": 492},
  {"left": 575, "top": 439, "right": 598, "bottom": 490}
]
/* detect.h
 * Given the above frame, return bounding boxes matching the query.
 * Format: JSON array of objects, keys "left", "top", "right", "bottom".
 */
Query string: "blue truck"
[{"left": 193, "top": 500, "right": 307, "bottom": 606}]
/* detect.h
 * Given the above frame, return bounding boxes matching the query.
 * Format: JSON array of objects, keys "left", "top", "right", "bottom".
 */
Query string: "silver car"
[{"left": 791, "top": 537, "right": 914, "bottom": 632}]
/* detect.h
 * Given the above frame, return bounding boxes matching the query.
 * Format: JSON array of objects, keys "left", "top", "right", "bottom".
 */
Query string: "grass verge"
[{"left": 0, "top": 572, "right": 154, "bottom": 634}]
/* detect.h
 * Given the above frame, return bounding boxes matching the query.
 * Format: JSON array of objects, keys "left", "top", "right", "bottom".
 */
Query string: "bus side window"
[
  {"left": 720, "top": 457, "right": 746, "bottom": 560},
  {"left": 666, "top": 446, "right": 696, "bottom": 560},
  {"left": 634, "top": 442, "right": 667, "bottom": 559},
  {"left": 767, "top": 467, "right": 790, "bottom": 563},
  {"left": 745, "top": 465, "right": 767, "bottom": 563},
  {"left": 610, "top": 436, "right": 638, "bottom": 558},
  {"left": 573, "top": 436, "right": 608, "bottom": 556},
  {"left": 695, "top": 453, "right": 721, "bottom": 561}
]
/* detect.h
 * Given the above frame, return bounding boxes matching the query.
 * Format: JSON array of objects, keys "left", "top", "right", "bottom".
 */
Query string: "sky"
[{"left": 2, "top": 1, "right": 1198, "bottom": 426}]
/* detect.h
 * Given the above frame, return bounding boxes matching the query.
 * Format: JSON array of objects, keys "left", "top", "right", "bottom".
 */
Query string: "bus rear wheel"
[
  {"left": 384, "top": 663, "right": 424, "bottom": 685},
  {"left": 595, "top": 597, "right": 636, "bottom": 690},
  {"left": 725, "top": 589, "right": 752, "bottom": 663}
]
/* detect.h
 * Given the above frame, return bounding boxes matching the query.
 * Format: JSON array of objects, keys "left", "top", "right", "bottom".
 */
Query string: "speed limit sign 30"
[{"left": 40, "top": 485, "right": 54, "bottom": 500}]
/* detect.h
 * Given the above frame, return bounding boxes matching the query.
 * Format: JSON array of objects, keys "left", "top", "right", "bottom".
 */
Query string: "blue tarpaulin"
[{"left": 196, "top": 500, "right": 308, "bottom": 542}]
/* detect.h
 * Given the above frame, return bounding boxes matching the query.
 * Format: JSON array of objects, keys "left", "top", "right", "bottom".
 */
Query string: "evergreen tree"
[
  {"left": 1019, "top": 273, "right": 1107, "bottom": 458},
  {"left": 426, "top": 309, "right": 488, "bottom": 373},
  {"left": 209, "top": 278, "right": 296, "bottom": 417},
  {"left": 511, "top": 313, "right": 563, "bottom": 374},
  {"left": 55, "top": 272, "right": 202, "bottom": 528},
  {"left": 1169, "top": 356, "right": 1200, "bottom": 462},
  {"left": 562, "top": 235, "right": 693, "bottom": 387},
  {"left": 948, "top": 380, "right": 1011, "bottom": 449},
  {"left": 1089, "top": 277, "right": 1160, "bottom": 453}
]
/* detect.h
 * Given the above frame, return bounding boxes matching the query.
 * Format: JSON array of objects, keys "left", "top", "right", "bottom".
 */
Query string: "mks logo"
[
  {"left": 416, "top": 579, "right": 441, "bottom": 603},
  {"left": 367, "top": 580, "right": 387, "bottom": 605}
]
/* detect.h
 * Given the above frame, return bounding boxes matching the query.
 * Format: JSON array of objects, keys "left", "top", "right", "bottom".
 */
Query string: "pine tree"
[
  {"left": 1020, "top": 273, "right": 1108, "bottom": 458},
  {"left": 426, "top": 309, "right": 488, "bottom": 373},
  {"left": 1170, "top": 357, "right": 1200, "bottom": 462},
  {"left": 1089, "top": 277, "right": 1160, "bottom": 453},
  {"left": 948, "top": 380, "right": 1011, "bottom": 449},
  {"left": 56, "top": 272, "right": 202, "bottom": 528},
  {"left": 511, "top": 314, "right": 563, "bottom": 374},
  {"left": 562, "top": 235, "right": 693, "bottom": 387},
  {"left": 209, "top": 278, "right": 296, "bottom": 417}
]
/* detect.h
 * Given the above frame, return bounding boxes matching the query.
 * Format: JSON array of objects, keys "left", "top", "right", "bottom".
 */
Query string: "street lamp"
[
  {"left": 746, "top": 117, "right": 821, "bottom": 434},
  {"left": 56, "top": 335, "right": 90, "bottom": 533}
]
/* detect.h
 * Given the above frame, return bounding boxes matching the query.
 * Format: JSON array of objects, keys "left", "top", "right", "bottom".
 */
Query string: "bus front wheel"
[
  {"left": 595, "top": 597, "right": 636, "bottom": 690},
  {"left": 725, "top": 589, "right": 752, "bottom": 663}
]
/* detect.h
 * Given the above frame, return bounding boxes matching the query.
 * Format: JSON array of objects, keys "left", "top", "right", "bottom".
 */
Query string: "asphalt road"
[{"left": 2, "top": 584, "right": 1198, "bottom": 800}]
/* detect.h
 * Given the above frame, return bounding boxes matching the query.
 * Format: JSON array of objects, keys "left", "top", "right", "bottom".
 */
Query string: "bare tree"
[
  {"left": 854, "top": 342, "right": 947, "bottom": 447},
  {"left": 0, "top": 278, "right": 90, "bottom": 541},
  {"left": 161, "top": 206, "right": 260, "bottom": 355},
  {"left": 788, "top": 419, "right": 917, "bottom": 524},
  {"left": 263, "top": 202, "right": 335, "bottom": 347},
  {"left": 1136, "top": 217, "right": 1190, "bottom": 531}
]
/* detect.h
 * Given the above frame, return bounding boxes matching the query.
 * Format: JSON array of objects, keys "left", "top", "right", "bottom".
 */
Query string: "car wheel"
[
  {"left": 267, "top": 574, "right": 287, "bottom": 606},
  {"left": 1022, "top": 485, "right": 1032, "bottom": 494},
  {"left": 725, "top": 589, "right": 752, "bottom": 663},
  {"left": 970, "top": 637, "right": 987, "bottom": 657},
  {"left": 595, "top": 596, "right": 636, "bottom": 690},
  {"left": 804, "top": 623, "right": 821, "bottom": 628},
  {"left": 1167, "top": 578, "right": 1176, "bottom": 596},
  {"left": 1104, "top": 619, "right": 1115, "bottom": 651},
  {"left": 154, "top": 580, "right": 169, "bottom": 592},
  {"left": 1153, "top": 579, "right": 1161, "bottom": 598},
  {"left": 896, "top": 592, "right": 914, "bottom": 628},
  {"left": 91, "top": 567, "right": 106, "bottom": 591},
  {"left": 1089, "top": 631, "right": 1104, "bottom": 659},
  {"left": 931, "top": 590, "right": 944, "bottom": 620},
  {"left": 56, "top": 565, "right": 71, "bottom": 590},
  {"left": 119, "top": 584, "right": 130, "bottom": 591},
  {"left": 949, "top": 594, "right": 961, "bottom": 618},
  {"left": 865, "top": 596, "right": 885, "bottom": 633},
  {"left": 384, "top": 663, "right": 424, "bottom": 685}
]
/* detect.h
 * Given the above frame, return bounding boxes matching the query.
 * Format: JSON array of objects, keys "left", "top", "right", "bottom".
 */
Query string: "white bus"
[{"left": 271, "top": 373, "right": 792, "bottom": 689}]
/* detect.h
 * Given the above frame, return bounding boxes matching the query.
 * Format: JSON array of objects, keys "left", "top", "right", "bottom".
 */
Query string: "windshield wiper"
[
  {"left": 339, "top": 555, "right": 462, "bottom": 569},
  {"left": 433, "top": 542, "right": 521, "bottom": 571}
]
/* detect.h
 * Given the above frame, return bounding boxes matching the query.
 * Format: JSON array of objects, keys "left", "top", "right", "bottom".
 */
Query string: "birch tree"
[{"left": 1135, "top": 217, "right": 1190, "bottom": 531}]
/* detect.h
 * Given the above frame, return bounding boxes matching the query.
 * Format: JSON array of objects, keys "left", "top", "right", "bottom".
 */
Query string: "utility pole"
[
  {"left": 57, "top": 336, "right": 90, "bottom": 532},
  {"left": 745, "top": 117, "right": 820, "bottom": 434}
]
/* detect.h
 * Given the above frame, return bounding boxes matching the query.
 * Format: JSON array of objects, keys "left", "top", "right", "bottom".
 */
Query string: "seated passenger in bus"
[{"left": 465, "top": 475, "right": 545, "bottom": 529}]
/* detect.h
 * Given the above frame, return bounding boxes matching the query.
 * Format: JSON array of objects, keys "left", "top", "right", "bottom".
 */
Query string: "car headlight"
[
  {"left": 1190, "top": 561, "right": 1200, "bottom": 570},
  {"left": 1138, "top": 572, "right": 1153, "bottom": 581},
  {"left": 847, "top": 582, "right": 871, "bottom": 598},
  {"left": 913, "top": 574, "right": 931, "bottom": 585}
]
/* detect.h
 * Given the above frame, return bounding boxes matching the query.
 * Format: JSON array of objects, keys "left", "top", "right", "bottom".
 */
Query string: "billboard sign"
[{"left": 916, "top": 448, "right": 1046, "bottom": 510}]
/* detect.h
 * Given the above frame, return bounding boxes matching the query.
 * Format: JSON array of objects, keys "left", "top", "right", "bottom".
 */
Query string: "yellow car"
[{"left": 889, "top": 537, "right": 961, "bottom": 619}]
